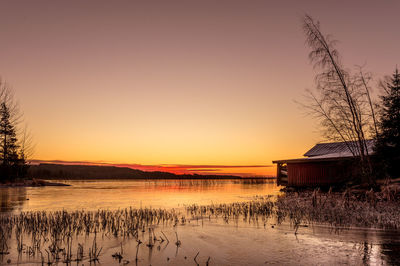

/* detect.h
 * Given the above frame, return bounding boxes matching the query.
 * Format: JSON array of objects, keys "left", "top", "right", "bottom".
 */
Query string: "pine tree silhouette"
[{"left": 376, "top": 68, "right": 400, "bottom": 177}]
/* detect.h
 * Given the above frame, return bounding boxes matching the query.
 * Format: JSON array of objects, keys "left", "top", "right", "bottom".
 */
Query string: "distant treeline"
[{"left": 27, "top": 163, "right": 244, "bottom": 180}]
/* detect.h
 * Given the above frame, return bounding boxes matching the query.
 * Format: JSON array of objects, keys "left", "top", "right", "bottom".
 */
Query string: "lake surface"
[
  {"left": 0, "top": 179, "right": 280, "bottom": 212},
  {"left": 1, "top": 179, "right": 400, "bottom": 265}
]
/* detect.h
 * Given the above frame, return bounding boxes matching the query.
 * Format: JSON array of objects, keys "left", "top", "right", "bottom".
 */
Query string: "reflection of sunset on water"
[
  {"left": 1, "top": 179, "right": 281, "bottom": 212},
  {"left": 0, "top": 187, "right": 27, "bottom": 213},
  {"left": 2, "top": 180, "right": 400, "bottom": 265}
]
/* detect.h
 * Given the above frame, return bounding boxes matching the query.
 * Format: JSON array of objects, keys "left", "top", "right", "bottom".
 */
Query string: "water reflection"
[
  {"left": 1, "top": 179, "right": 282, "bottom": 212},
  {"left": 0, "top": 187, "right": 26, "bottom": 213},
  {"left": 0, "top": 179, "right": 399, "bottom": 265},
  {"left": 381, "top": 242, "right": 400, "bottom": 265},
  {"left": 306, "top": 227, "right": 400, "bottom": 265}
]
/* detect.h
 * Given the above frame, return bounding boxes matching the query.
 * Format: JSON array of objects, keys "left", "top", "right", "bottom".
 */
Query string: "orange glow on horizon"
[{"left": 30, "top": 160, "right": 275, "bottom": 177}]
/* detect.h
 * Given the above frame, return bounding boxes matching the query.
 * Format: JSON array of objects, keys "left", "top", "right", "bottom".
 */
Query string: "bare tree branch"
[{"left": 301, "top": 15, "right": 376, "bottom": 184}]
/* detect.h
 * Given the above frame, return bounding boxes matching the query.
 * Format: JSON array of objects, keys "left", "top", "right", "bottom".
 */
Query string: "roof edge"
[{"left": 272, "top": 155, "right": 362, "bottom": 164}]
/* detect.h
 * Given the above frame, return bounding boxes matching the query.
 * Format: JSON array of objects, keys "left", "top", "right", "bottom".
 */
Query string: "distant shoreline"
[
  {"left": 27, "top": 163, "right": 274, "bottom": 180},
  {"left": 0, "top": 178, "right": 70, "bottom": 187}
]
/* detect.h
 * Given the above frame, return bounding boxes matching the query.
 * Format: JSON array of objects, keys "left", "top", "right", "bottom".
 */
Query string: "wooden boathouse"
[{"left": 272, "top": 141, "right": 375, "bottom": 187}]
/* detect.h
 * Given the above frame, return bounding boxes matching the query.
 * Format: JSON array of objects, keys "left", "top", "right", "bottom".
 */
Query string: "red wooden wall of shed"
[{"left": 287, "top": 162, "right": 348, "bottom": 187}]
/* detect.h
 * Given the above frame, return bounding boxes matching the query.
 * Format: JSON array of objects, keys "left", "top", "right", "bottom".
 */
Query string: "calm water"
[
  {"left": 1, "top": 179, "right": 400, "bottom": 265},
  {"left": 0, "top": 179, "right": 280, "bottom": 212}
]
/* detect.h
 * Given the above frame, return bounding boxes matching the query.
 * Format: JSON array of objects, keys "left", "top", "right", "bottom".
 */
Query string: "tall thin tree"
[{"left": 301, "top": 15, "right": 376, "bottom": 184}]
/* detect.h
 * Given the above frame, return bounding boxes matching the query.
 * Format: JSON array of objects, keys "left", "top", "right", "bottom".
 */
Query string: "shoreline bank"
[{"left": 0, "top": 178, "right": 70, "bottom": 187}]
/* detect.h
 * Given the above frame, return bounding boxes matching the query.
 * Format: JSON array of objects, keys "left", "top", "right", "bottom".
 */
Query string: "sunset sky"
[{"left": 0, "top": 1, "right": 399, "bottom": 176}]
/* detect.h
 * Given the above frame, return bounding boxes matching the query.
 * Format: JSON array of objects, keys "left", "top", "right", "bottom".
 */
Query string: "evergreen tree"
[
  {"left": 0, "top": 80, "right": 31, "bottom": 182},
  {"left": 0, "top": 102, "right": 24, "bottom": 181},
  {"left": 376, "top": 68, "right": 400, "bottom": 178},
  {"left": 0, "top": 103, "right": 18, "bottom": 162}
]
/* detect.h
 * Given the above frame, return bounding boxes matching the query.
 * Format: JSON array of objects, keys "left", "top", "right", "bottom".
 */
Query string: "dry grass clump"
[
  {"left": 186, "top": 196, "right": 275, "bottom": 224},
  {"left": 186, "top": 191, "right": 400, "bottom": 231},
  {"left": 276, "top": 189, "right": 400, "bottom": 230}
]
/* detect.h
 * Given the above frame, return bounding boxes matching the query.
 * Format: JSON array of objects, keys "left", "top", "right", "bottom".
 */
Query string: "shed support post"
[{"left": 277, "top": 163, "right": 281, "bottom": 185}]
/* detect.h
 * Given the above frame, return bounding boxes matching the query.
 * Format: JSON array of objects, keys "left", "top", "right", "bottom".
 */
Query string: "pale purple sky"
[{"left": 0, "top": 1, "right": 398, "bottom": 176}]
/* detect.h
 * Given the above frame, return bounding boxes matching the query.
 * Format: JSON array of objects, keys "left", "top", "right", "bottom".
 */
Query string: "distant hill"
[{"left": 27, "top": 163, "right": 243, "bottom": 180}]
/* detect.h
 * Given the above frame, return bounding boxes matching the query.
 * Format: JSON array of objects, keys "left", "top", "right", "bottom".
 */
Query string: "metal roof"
[
  {"left": 303, "top": 140, "right": 375, "bottom": 157},
  {"left": 272, "top": 155, "right": 355, "bottom": 164},
  {"left": 272, "top": 140, "right": 376, "bottom": 165}
]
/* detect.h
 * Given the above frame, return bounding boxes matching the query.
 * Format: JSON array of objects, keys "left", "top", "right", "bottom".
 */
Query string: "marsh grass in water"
[
  {"left": 186, "top": 190, "right": 400, "bottom": 231},
  {"left": 1, "top": 189, "right": 400, "bottom": 264},
  {"left": 275, "top": 190, "right": 400, "bottom": 230},
  {"left": 0, "top": 208, "right": 181, "bottom": 264}
]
